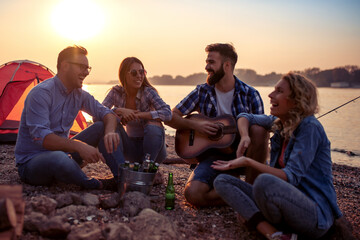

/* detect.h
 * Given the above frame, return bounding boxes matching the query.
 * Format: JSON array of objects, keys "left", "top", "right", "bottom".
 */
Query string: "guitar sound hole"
[{"left": 208, "top": 123, "right": 224, "bottom": 141}]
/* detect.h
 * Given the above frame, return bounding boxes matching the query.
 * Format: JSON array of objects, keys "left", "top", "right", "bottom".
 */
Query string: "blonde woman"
[{"left": 212, "top": 73, "right": 343, "bottom": 239}]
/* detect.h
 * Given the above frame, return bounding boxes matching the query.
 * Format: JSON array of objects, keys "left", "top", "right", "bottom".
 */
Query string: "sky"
[{"left": 0, "top": 0, "right": 360, "bottom": 83}]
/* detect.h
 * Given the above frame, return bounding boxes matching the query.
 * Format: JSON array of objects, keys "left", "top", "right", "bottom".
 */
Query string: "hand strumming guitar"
[{"left": 192, "top": 119, "right": 220, "bottom": 136}]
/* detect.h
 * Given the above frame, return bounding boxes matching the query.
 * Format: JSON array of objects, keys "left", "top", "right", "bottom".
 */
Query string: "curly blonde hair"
[{"left": 272, "top": 72, "right": 319, "bottom": 140}]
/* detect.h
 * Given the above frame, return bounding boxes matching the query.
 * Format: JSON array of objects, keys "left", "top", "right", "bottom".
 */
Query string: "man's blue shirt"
[{"left": 15, "top": 76, "right": 111, "bottom": 165}]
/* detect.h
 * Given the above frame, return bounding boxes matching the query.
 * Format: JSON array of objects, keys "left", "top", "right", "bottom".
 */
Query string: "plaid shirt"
[
  {"left": 176, "top": 76, "right": 264, "bottom": 117},
  {"left": 102, "top": 85, "right": 172, "bottom": 122}
]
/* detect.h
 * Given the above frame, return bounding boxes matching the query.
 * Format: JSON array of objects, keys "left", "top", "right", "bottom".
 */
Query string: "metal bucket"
[{"left": 118, "top": 166, "right": 156, "bottom": 197}]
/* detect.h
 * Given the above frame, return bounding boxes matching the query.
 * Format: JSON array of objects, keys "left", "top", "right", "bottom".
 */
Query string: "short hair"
[
  {"left": 57, "top": 45, "right": 88, "bottom": 71},
  {"left": 205, "top": 43, "right": 238, "bottom": 68}
]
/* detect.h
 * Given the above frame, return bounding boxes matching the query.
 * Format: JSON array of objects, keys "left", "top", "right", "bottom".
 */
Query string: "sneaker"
[
  {"left": 99, "top": 177, "right": 117, "bottom": 191},
  {"left": 269, "top": 232, "right": 298, "bottom": 240}
]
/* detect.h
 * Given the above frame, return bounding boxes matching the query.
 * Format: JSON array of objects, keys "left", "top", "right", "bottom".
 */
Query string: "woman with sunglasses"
[
  {"left": 102, "top": 57, "right": 171, "bottom": 165},
  {"left": 212, "top": 73, "right": 345, "bottom": 239}
]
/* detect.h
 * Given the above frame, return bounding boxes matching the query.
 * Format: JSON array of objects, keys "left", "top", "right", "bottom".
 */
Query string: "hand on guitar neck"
[{"left": 175, "top": 114, "right": 238, "bottom": 162}]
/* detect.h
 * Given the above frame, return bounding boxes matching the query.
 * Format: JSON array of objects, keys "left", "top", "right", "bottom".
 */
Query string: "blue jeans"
[
  {"left": 214, "top": 173, "right": 330, "bottom": 238},
  {"left": 18, "top": 121, "right": 125, "bottom": 189},
  {"left": 187, "top": 148, "right": 243, "bottom": 188},
  {"left": 108, "top": 123, "right": 166, "bottom": 164}
]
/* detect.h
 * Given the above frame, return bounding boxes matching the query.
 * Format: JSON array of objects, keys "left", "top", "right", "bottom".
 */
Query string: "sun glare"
[{"left": 51, "top": 0, "right": 105, "bottom": 41}]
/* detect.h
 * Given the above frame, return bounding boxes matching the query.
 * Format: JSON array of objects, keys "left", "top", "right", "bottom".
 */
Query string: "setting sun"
[{"left": 51, "top": 0, "right": 105, "bottom": 41}]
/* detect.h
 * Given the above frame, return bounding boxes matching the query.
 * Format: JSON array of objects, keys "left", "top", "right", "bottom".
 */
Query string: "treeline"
[{"left": 148, "top": 65, "right": 360, "bottom": 87}]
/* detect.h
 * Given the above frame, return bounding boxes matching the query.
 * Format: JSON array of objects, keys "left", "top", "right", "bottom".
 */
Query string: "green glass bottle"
[
  {"left": 165, "top": 172, "right": 175, "bottom": 210},
  {"left": 124, "top": 161, "right": 130, "bottom": 169},
  {"left": 133, "top": 162, "right": 140, "bottom": 171},
  {"left": 151, "top": 162, "right": 159, "bottom": 173}
]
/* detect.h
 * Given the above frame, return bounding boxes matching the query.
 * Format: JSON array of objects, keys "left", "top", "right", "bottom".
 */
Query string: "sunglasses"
[
  {"left": 128, "top": 69, "right": 147, "bottom": 77},
  {"left": 68, "top": 61, "right": 92, "bottom": 73}
]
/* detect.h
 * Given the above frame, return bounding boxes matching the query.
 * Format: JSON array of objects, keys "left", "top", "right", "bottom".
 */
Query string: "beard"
[{"left": 206, "top": 65, "right": 225, "bottom": 86}]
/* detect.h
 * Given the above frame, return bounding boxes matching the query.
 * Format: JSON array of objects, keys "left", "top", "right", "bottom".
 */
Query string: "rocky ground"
[{"left": 0, "top": 135, "right": 359, "bottom": 240}]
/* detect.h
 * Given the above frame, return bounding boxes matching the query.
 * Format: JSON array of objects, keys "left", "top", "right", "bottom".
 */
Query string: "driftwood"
[{"left": 0, "top": 185, "right": 25, "bottom": 240}]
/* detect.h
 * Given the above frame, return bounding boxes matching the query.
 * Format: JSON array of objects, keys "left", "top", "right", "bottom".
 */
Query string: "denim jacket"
[{"left": 237, "top": 113, "right": 342, "bottom": 229}]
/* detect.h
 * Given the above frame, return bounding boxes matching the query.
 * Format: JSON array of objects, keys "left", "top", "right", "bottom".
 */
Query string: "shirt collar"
[
  {"left": 205, "top": 75, "right": 245, "bottom": 95},
  {"left": 113, "top": 84, "right": 143, "bottom": 100},
  {"left": 54, "top": 75, "right": 68, "bottom": 95},
  {"left": 234, "top": 75, "right": 246, "bottom": 94}
]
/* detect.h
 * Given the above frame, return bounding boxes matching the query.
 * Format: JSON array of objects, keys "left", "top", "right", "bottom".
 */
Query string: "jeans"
[
  {"left": 214, "top": 173, "right": 330, "bottom": 238},
  {"left": 111, "top": 123, "right": 167, "bottom": 164},
  {"left": 18, "top": 121, "right": 125, "bottom": 189},
  {"left": 187, "top": 148, "right": 243, "bottom": 188}
]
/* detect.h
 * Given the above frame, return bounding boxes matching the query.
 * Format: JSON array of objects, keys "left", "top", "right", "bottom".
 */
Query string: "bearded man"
[{"left": 166, "top": 43, "right": 267, "bottom": 207}]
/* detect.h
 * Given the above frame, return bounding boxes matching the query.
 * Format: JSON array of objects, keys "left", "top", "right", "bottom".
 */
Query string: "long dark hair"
[{"left": 118, "top": 57, "right": 157, "bottom": 94}]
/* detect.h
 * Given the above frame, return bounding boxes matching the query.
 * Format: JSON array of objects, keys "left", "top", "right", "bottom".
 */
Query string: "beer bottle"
[
  {"left": 151, "top": 162, "right": 159, "bottom": 173},
  {"left": 165, "top": 172, "right": 175, "bottom": 210},
  {"left": 133, "top": 162, "right": 140, "bottom": 171},
  {"left": 142, "top": 159, "right": 150, "bottom": 172},
  {"left": 144, "top": 153, "right": 151, "bottom": 161},
  {"left": 124, "top": 161, "right": 130, "bottom": 169},
  {"left": 149, "top": 160, "right": 155, "bottom": 172}
]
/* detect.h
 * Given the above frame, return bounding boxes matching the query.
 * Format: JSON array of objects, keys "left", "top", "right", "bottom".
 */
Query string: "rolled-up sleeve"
[
  {"left": 147, "top": 88, "right": 172, "bottom": 121},
  {"left": 236, "top": 113, "right": 275, "bottom": 131}
]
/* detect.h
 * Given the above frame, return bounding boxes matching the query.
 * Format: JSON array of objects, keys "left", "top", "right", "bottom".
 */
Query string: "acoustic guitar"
[{"left": 175, "top": 114, "right": 238, "bottom": 162}]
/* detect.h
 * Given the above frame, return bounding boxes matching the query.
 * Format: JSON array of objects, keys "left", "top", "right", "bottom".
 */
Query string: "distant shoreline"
[
  {"left": 86, "top": 82, "right": 360, "bottom": 89},
  {"left": 87, "top": 65, "right": 360, "bottom": 88}
]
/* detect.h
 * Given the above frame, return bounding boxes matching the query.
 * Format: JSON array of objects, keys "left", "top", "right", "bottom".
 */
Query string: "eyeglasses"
[
  {"left": 128, "top": 69, "right": 147, "bottom": 77},
  {"left": 68, "top": 61, "right": 92, "bottom": 73}
]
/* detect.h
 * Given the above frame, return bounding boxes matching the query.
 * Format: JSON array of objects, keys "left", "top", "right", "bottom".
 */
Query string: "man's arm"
[
  {"left": 236, "top": 117, "right": 251, "bottom": 157},
  {"left": 102, "top": 113, "right": 120, "bottom": 153},
  {"left": 42, "top": 113, "right": 119, "bottom": 164},
  {"left": 43, "top": 133, "right": 105, "bottom": 163},
  {"left": 165, "top": 108, "right": 219, "bottom": 136}
]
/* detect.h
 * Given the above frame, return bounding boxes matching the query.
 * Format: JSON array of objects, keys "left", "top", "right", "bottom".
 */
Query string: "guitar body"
[{"left": 175, "top": 114, "right": 237, "bottom": 162}]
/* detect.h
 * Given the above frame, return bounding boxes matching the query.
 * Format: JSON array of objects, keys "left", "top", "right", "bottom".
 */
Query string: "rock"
[
  {"left": 121, "top": 191, "right": 151, "bottom": 217},
  {"left": 130, "top": 208, "right": 179, "bottom": 240},
  {"left": 24, "top": 211, "right": 48, "bottom": 232},
  {"left": 39, "top": 215, "right": 71, "bottom": 238},
  {"left": 103, "top": 222, "right": 133, "bottom": 240},
  {"left": 100, "top": 192, "right": 121, "bottom": 209},
  {"left": 56, "top": 193, "right": 74, "bottom": 208},
  {"left": 30, "top": 194, "right": 57, "bottom": 215},
  {"left": 67, "top": 222, "right": 104, "bottom": 240},
  {"left": 56, "top": 205, "right": 101, "bottom": 220},
  {"left": 70, "top": 193, "right": 83, "bottom": 205},
  {"left": 82, "top": 193, "right": 100, "bottom": 206}
]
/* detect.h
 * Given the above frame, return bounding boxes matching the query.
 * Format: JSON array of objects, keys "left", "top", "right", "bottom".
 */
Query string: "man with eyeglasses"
[
  {"left": 15, "top": 45, "right": 121, "bottom": 190},
  {"left": 166, "top": 43, "right": 268, "bottom": 207}
]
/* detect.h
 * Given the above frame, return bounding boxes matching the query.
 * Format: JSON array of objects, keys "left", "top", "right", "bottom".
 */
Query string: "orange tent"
[{"left": 0, "top": 60, "right": 87, "bottom": 143}]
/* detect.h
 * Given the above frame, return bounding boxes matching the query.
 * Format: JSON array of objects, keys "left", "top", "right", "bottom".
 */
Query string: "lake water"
[{"left": 83, "top": 84, "right": 360, "bottom": 168}]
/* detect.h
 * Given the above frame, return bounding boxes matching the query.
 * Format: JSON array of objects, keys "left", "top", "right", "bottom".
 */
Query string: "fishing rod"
[{"left": 317, "top": 95, "right": 360, "bottom": 119}]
